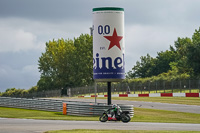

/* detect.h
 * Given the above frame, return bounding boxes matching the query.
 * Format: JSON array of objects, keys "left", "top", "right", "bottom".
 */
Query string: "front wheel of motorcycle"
[
  {"left": 121, "top": 114, "right": 131, "bottom": 123},
  {"left": 99, "top": 113, "right": 108, "bottom": 122}
]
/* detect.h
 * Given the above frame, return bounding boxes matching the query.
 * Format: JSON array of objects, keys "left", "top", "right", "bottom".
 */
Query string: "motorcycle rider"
[{"left": 111, "top": 104, "right": 120, "bottom": 119}]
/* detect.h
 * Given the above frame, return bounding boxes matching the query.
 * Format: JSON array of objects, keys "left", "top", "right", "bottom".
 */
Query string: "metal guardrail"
[
  {"left": 0, "top": 97, "right": 134, "bottom": 117},
  {"left": 65, "top": 103, "right": 134, "bottom": 117},
  {"left": 0, "top": 97, "right": 63, "bottom": 112}
]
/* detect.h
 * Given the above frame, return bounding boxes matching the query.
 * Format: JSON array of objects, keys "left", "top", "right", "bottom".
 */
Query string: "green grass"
[
  {"left": 77, "top": 97, "right": 200, "bottom": 106},
  {"left": 45, "top": 129, "right": 200, "bottom": 133},
  {"left": 0, "top": 107, "right": 200, "bottom": 123},
  {"left": 0, "top": 107, "right": 98, "bottom": 121},
  {"left": 112, "top": 97, "right": 200, "bottom": 106},
  {"left": 134, "top": 108, "right": 200, "bottom": 123},
  {"left": 77, "top": 88, "right": 200, "bottom": 96}
]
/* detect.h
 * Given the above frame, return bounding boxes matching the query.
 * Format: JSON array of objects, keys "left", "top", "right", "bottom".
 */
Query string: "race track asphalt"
[{"left": 1, "top": 118, "right": 200, "bottom": 133}]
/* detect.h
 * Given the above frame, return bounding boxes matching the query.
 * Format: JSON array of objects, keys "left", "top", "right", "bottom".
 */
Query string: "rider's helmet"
[{"left": 112, "top": 104, "right": 117, "bottom": 108}]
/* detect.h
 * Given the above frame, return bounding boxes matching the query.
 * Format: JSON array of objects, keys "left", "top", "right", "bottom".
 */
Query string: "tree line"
[
  {"left": 126, "top": 27, "right": 200, "bottom": 82},
  {"left": 0, "top": 27, "right": 200, "bottom": 96},
  {"left": 0, "top": 86, "right": 38, "bottom": 97},
  {"left": 1, "top": 34, "right": 93, "bottom": 96},
  {"left": 37, "top": 34, "right": 93, "bottom": 91}
]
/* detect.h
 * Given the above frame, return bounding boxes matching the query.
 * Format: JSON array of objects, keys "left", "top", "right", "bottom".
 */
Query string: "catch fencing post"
[{"left": 95, "top": 82, "right": 97, "bottom": 104}]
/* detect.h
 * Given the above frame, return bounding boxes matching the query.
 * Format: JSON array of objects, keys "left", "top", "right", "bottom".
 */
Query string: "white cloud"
[
  {"left": 0, "top": 64, "right": 40, "bottom": 92},
  {"left": 0, "top": 66, "right": 7, "bottom": 75},
  {"left": 0, "top": 17, "right": 91, "bottom": 53},
  {"left": 126, "top": 25, "right": 171, "bottom": 56},
  {"left": 22, "top": 64, "right": 39, "bottom": 75},
  {"left": 0, "top": 26, "right": 44, "bottom": 52},
  {"left": 124, "top": 23, "right": 198, "bottom": 72},
  {"left": 0, "top": 17, "right": 91, "bottom": 91}
]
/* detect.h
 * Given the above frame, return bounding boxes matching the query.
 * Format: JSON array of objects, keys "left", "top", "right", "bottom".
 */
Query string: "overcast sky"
[{"left": 0, "top": 0, "right": 200, "bottom": 92}]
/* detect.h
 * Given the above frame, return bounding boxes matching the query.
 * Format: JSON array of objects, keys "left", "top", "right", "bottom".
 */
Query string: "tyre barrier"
[{"left": 0, "top": 97, "right": 134, "bottom": 117}]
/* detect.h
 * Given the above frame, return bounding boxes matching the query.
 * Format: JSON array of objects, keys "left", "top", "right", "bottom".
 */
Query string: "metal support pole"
[
  {"left": 172, "top": 80, "right": 173, "bottom": 93},
  {"left": 189, "top": 79, "right": 191, "bottom": 93},
  {"left": 149, "top": 82, "right": 150, "bottom": 94},
  {"left": 107, "top": 82, "right": 111, "bottom": 105},
  {"left": 163, "top": 80, "right": 165, "bottom": 93},
  {"left": 95, "top": 82, "right": 97, "bottom": 104},
  {"left": 156, "top": 81, "right": 157, "bottom": 93}
]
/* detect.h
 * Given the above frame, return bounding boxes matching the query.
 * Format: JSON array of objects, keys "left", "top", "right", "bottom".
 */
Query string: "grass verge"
[
  {"left": 45, "top": 129, "right": 200, "bottom": 133},
  {"left": 0, "top": 107, "right": 97, "bottom": 121},
  {"left": 112, "top": 97, "right": 200, "bottom": 106},
  {"left": 134, "top": 107, "right": 200, "bottom": 123},
  {"left": 76, "top": 89, "right": 200, "bottom": 97},
  {"left": 0, "top": 107, "right": 200, "bottom": 123},
  {"left": 76, "top": 97, "right": 200, "bottom": 106}
]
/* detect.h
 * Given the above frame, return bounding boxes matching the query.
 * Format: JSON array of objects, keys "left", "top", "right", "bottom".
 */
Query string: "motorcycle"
[{"left": 99, "top": 108, "right": 131, "bottom": 123}]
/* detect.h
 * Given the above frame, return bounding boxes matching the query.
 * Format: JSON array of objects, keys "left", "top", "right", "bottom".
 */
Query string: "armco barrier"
[
  {"left": 0, "top": 97, "right": 134, "bottom": 117},
  {"left": 63, "top": 102, "right": 134, "bottom": 117},
  {"left": 0, "top": 97, "right": 64, "bottom": 112}
]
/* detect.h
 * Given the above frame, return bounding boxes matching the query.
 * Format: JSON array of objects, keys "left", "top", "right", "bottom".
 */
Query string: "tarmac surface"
[{"left": 1, "top": 118, "right": 200, "bottom": 133}]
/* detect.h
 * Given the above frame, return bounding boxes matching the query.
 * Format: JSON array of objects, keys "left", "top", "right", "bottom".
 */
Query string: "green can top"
[{"left": 93, "top": 7, "right": 124, "bottom": 12}]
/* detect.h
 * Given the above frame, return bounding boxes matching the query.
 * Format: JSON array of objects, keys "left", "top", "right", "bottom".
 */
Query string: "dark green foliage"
[
  {"left": 132, "top": 54, "right": 156, "bottom": 78},
  {"left": 1, "top": 88, "right": 26, "bottom": 97},
  {"left": 0, "top": 87, "right": 38, "bottom": 97},
  {"left": 37, "top": 34, "right": 93, "bottom": 91},
  {"left": 128, "top": 27, "right": 200, "bottom": 79},
  {"left": 128, "top": 51, "right": 176, "bottom": 78},
  {"left": 187, "top": 28, "right": 200, "bottom": 77}
]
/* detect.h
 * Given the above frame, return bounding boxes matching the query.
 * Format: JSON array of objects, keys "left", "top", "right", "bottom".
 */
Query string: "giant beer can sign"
[{"left": 93, "top": 7, "right": 125, "bottom": 82}]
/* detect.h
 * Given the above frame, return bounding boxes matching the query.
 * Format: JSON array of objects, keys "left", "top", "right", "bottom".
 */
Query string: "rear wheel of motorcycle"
[
  {"left": 99, "top": 113, "right": 108, "bottom": 122},
  {"left": 121, "top": 114, "right": 131, "bottom": 123}
]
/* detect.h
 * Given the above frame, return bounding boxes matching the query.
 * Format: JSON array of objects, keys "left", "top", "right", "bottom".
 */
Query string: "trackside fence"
[
  {"left": 71, "top": 79, "right": 200, "bottom": 96},
  {"left": 1, "top": 79, "right": 200, "bottom": 98},
  {"left": 0, "top": 97, "right": 134, "bottom": 117}
]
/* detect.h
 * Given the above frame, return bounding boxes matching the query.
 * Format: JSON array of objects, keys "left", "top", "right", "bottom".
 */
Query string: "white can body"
[{"left": 93, "top": 7, "right": 125, "bottom": 82}]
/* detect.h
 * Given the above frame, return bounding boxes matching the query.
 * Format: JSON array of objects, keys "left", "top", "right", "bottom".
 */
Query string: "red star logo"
[{"left": 104, "top": 28, "right": 123, "bottom": 50}]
